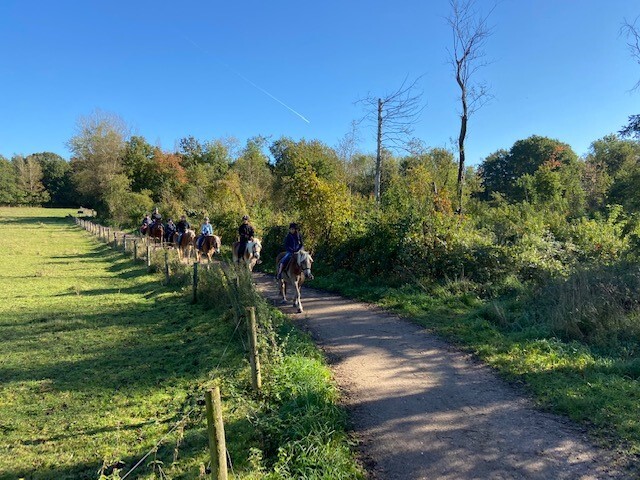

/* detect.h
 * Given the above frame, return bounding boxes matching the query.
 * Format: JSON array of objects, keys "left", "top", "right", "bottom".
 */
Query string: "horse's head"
[
  {"left": 251, "top": 239, "right": 262, "bottom": 260},
  {"left": 297, "top": 250, "right": 314, "bottom": 280},
  {"left": 213, "top": 235, "right": 221, "bottom": 254}
]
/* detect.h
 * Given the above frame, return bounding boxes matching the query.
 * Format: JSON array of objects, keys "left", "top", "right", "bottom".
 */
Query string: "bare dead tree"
[
  {"left": 622, "top": 16, "right": 640, "bottom": 89},
  {"left": 357, "top": 77, "right": 424, "bottom": 202},
  {"left": 620, "top": 16, "right": 640, "bottom": 138},
  {"left": 447, "top": 0, "right": 495, "bottom": 213}
]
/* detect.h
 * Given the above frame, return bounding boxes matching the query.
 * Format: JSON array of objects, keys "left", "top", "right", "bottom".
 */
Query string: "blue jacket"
[
  {"left": 284, "top": 233, "right": 303, "bottom": 253},
  {"left": 201, "top": 223, "right": 213, "bottom": 236}
]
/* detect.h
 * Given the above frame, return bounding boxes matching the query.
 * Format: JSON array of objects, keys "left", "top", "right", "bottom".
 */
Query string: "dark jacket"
[
  {"left": 176, "top": 220, "right": 190, "bottom": 233},
  {"left": 238, "top": 224, "right": 254, "bottom": 243},
  {"left": 284, "top": 232, "right": 303, "bottom": 253}
]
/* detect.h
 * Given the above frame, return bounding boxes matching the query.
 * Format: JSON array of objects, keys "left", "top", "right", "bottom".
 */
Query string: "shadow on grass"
[{"left": 2, "top": 413, "right": 259, "bottom": 480}]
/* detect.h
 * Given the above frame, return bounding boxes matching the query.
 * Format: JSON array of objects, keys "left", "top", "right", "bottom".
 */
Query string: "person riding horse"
[
  {"left": 140, "top": 214, "right": 151, "bottom": 234},
  {"left": 237, "top": 215, "right": 254, "bottom": 260},
  {"left": 277, "top": 223, "right": 303, "bottom": 280},
  {"left": 196, "top": 217, "right": 213, "bottom": 251},
  {"left": 175, "top": 215, "right": 191, "bottom": 244},
  {"left": 150, "top": 207, "right": 162, "bottom": 228},
  {"left": 164, "top": 219, "right": 177, "bottom": 243}
]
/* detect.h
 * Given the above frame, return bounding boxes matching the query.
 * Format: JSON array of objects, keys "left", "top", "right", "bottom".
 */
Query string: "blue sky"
[{"left": 0, "top": 0, "right": 638, "bottom": 165}]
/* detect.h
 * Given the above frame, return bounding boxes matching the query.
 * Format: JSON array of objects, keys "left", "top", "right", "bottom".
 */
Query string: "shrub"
[{"left": 530, "top": 262, "right": 640, "bottom": 347}]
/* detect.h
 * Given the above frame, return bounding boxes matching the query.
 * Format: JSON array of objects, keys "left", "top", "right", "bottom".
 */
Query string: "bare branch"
[
  {"left": 355, "top": 75, "right": 426, "bottom": 201},
  {"left": 447, "top": 0, "right": 496, "bottom": 213},
  {"left": 621, "top": 16, "right": 640, "bottom": 90}
]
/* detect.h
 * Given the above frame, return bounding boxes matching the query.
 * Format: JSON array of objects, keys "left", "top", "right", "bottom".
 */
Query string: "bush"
[{"left": 530, "top": 262, "right": 640, "bottom": 347}]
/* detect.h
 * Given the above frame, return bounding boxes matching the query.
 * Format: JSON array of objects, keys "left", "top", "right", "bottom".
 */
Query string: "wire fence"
[{"left": 76, "top": 217, "right": 263, "bottom": 480}]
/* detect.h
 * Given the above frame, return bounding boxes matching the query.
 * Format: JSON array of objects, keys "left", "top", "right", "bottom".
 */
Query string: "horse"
[
  {"left": 232, "top": 239, "right": 262, "bottom": 271},
  {"left": 275, "top": 250, "right": 314, "bottom": 313},
  {"left": 173, "top": 229, "right": 196, "bottom": 262},
  {"left": 147, "top": 222, "right": 164, "bottom": 245},
  {"left": 196, "top": 235, "right": 221, "bottom": 263}
]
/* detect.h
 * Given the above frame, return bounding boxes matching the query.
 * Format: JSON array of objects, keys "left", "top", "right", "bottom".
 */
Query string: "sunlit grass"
[{"left": 0, "top": 208, "right": 364, "bottom": 479}]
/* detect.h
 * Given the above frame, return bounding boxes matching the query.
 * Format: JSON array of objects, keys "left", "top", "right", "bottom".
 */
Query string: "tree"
[
  {"left": 28, "top": 152, "right": 76, "bottom": 207},
  {"left": 178, "top": 135, "right": 236, "bottom": 180},
  {"left": 270, "top": 138, "right": 345, "bottom": 191},
  {"left": 12, "top": 154, "right": 49, "bottom": 205},
  {"left": 479, "top": 135, "right": 583, "bottom": 210},
  {"left": 357, "top": 77, "right": 424, "bottom": 202},
  {"left": 0, "top": 155, "right": 20, "bottom": 205},
  {"left": 232, "top": 136, "right": 274, "bottom": 210},
  {"left": 620, "top": 16, "right": 640, "bottom": 138},
  {"left": 67, "top": 110, "right": 129, "bottom": 215},
  {"left": 585, "top": 134, "right": 640, "bottom": 213},
  {"left": 122, "top": 136, "right": 156, "bottom": 193},
  {"left": 447, "top": 0, "right": 495, "bottom": 213}
]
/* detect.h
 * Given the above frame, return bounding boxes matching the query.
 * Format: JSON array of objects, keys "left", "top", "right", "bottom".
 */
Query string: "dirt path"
[{"left": 254, "top": 274, "right": 627, "bottom": 480}]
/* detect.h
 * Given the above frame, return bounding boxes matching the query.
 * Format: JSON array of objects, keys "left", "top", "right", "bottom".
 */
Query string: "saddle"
[{"left": 278, "top": 253, "right": 301, "bottom": 276}]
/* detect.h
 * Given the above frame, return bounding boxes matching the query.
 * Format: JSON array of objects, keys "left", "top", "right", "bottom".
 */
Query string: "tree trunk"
[
  {"left": 456, "top": 71, "right": 468, "bottom": 214},
  {"left": 375, "top": 98, "right": 383, "bottom": 203}
]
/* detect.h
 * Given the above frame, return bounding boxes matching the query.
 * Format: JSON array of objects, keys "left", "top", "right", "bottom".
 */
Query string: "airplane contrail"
[{"left": 182, "top": 35, "right": 310, "bottom": 124}]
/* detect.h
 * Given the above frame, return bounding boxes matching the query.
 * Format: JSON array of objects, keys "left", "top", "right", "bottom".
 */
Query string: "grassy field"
[
  {"left": 308, "top": 268, "right": 640, "bottom": 462},
  {"left": 0, "top": 208, "right": 363, "bottom": 480}
]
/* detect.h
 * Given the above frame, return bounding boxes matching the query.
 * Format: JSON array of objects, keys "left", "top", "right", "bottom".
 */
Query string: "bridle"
[{"left": 297, "top": 251, "right": 314, "bottom": 280}]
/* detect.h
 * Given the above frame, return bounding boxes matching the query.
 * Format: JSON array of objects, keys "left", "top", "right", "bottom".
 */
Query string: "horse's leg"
[
  {"left": 280, "top": 279, "right": 288, "bottom": 304},
  {"left": 293, "top": 279, "right": 303, "bottom": 312}
]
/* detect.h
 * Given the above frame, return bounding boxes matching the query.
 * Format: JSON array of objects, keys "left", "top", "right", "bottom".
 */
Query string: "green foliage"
[
  {"left": 271, "top": 137, "right": 345, "bottom": 186},
  {"left": 67, "top": 110, "right": 128, "bottom": 215},
  {"left": 480, "top": 135, "right": 584, "bottom": 211},
  {"left": 0, "top": 155, "right": 20, "bottom": 205},
  {"left": 530, "top": 262, "right": 640, "bottom": 347},
  {"left": 11, "top": 154, "right": 50, "bottom": 205}
]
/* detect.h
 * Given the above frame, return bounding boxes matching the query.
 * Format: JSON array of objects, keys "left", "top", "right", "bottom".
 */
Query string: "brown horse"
[
  {"left": 232, "top": 239, "right": 262, "bottom": 271},
  {"left": 196, "top": 235, "right": 221, "bottom": 263},
  {"left": 173, "top": 229, "right": 196, "bottom": 262},
  {"left": 275, "top": 250, "right": 314, "bottom": 313},
  {"left": 147, "top": 222, "right": 164, "bottom": 245}
]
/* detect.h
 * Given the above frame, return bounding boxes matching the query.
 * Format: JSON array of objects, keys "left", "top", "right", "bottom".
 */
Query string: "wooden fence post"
[
  {"left": 133, "top": 240, "right": 138, "bottom": 261},
  {"left": 146, "top": 244, "right": 151, "bottom": 268},
  {"left": 113, "top": 232, "right": 118, "bottom": 248},
  {"left": 193, "top": 262, "right": 199, "bottom": 303},
  {"left": 246, "top": 307, "right": 262, "bottom": 392},
  {"left": 205, "top": 387, "right": 228, "bottom": 480},
  {"left": 123, "top": 234, "right": 127, "bottom": 253},
  {"left": 164, "top": 251, "right": 170, "bottom": 283}
]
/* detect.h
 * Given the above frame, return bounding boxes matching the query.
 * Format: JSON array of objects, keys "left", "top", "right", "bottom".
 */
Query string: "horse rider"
[
  {"left": 140, "top": 213, "right": 151, "bottom": 234},
  {"left": 276, "top": 222, "right": 303, "bottom": 280},
  {"left": 164, "top": 218, "right": 177, "bottom": 243},
  {"left": 197, "top": 217, "right": 213, "bottom": 251},
  {"left": 237, "top": 215, "right": 254, "bottom": 261},
  {"left": 150, "top": 207, "right": 162, "bottom": 229},
  {"left": 176, "top": 215, "right": 191, "bottom": 244}
]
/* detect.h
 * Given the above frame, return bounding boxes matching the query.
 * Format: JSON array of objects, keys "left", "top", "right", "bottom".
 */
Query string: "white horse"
[
  {"left": 276, "top": 250, "right": 314, "bottom": 313},
  {"left": 232, "top": 238, "right": 262, "bottom": 271}
]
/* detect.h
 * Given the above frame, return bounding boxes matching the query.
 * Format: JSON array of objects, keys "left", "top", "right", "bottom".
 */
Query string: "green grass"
[
  {"left": 0, "top": 208, "right": 364, "bottom": 480},
  {"left": 308, "top": 267, "right": 640, "bottom": 459}
]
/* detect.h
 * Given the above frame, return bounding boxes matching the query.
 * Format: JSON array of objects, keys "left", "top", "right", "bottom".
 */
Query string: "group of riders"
[{"left": 139, "top": 207, "right": 303, "bottom": 277}]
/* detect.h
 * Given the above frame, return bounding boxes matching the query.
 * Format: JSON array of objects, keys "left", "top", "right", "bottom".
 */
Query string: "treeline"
[
  {"left": 4, "top": 110, "right": 640, "bottom": 346},
  {"left": 0, "top": 152, "right": 76, "bottom": 207}
]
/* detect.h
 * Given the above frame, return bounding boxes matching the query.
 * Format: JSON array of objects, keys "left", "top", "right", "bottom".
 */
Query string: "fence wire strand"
[{"left": 78, "top": 218, "right": 250, "bottom": 480}]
